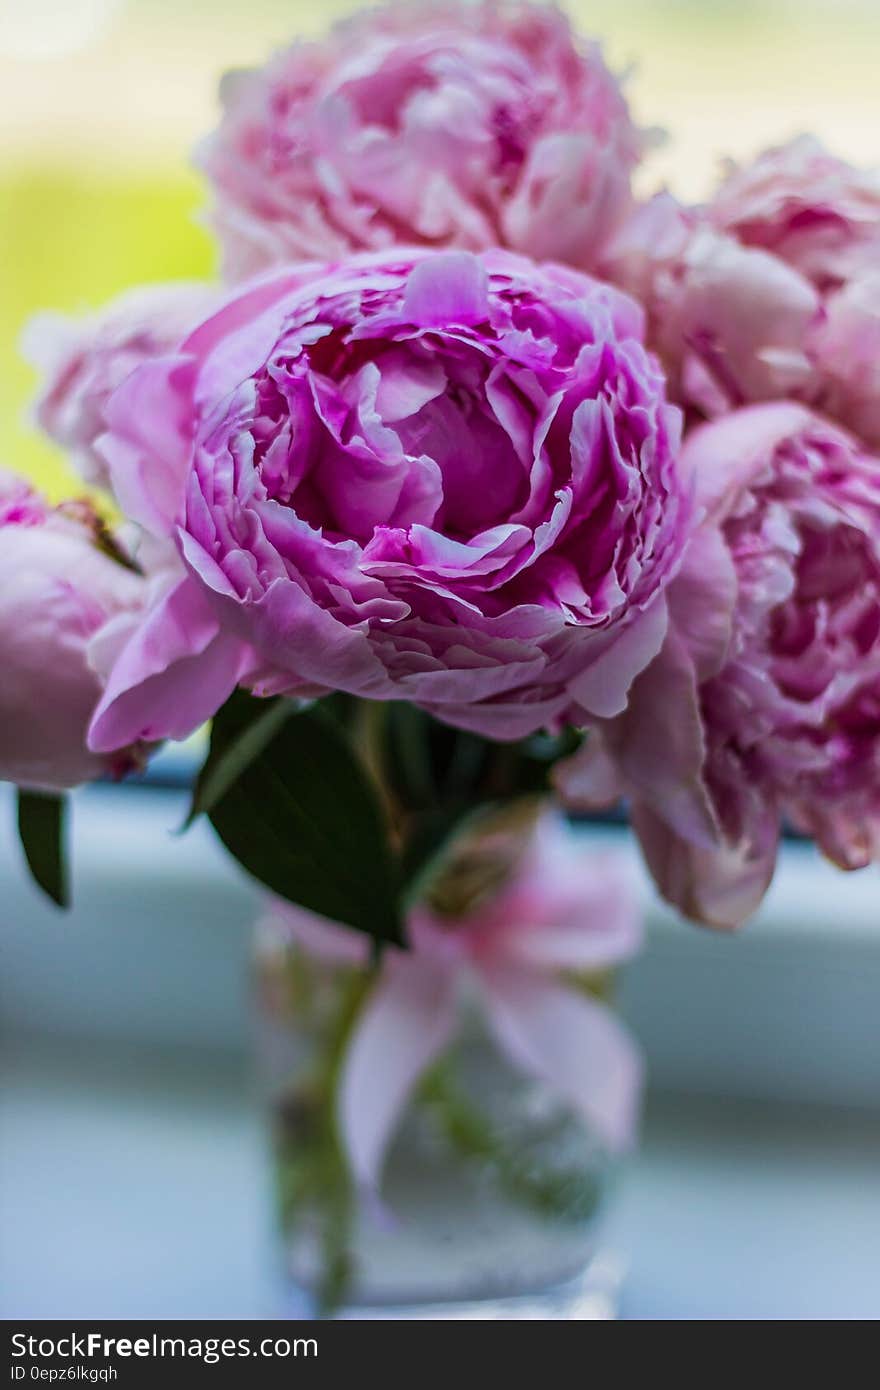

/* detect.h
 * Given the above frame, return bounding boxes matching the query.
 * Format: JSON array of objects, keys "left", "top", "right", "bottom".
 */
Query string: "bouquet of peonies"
[{"left": 7, "top": 2, "right": 880, "bottom": 1273}]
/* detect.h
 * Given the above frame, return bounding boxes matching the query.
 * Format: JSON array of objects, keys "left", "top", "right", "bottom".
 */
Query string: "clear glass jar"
[{"left": 255, "top": 922, "right": 627, "bottom": 1320}]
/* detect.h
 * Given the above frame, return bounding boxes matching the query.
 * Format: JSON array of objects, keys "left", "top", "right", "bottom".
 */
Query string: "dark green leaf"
[
  {"left": 17, "top": 789, "right": 69, "bottom": 908},
  {"left": 185, "top": 690, "right": 294, "bottom": 827},
  {"left": 206, "top": 695, "right": 403, "bottom": 946},
  {"left": 381, "top": 702, "right": 582, "bottom": 812}
]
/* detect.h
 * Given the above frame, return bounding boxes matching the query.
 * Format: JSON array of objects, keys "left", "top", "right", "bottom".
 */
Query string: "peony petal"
[
  {"left": 402, "top": 252, "right": 489, "bottom": 327},
  {"left": 99, "top": 356, "right": 197, "bottom": 537},
  {"left": 631, "top": 799, "right": 778, "bottom": 930},
  {"left": 568, "top": 596, "right": 669, "bottom": 719},
  {"left": 185, "top": 269, "right": 317, "bottom": 405},
  {"left": 337, "top": 956, "right": 458, "bottom": 1190},
  {"left": 681, "top": 402, "right": 818, "bottom": 521},
  {"left": 602, "top": 623, "right": 720, "bottom": 850},
  {"left": 666, "top": 524, "right": 737, "bottom": 681},
  {"left": 553, "top": 736, "right": 623, "bottom": 810},
  {"left": 88, "top": 576, "right": 252, "bottom": 751}
]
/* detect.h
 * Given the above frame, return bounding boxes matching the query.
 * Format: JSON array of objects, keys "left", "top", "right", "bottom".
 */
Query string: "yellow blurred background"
[{"left": 2, "top": 0, "right": 878, "bottom": 498}]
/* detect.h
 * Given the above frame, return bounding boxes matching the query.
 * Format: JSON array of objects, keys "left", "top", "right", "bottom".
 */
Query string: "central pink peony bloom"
[
  {"left": 89, "top": 248, "right": 689, "bottom": 753},
  {"left": 197, "top": 0, "right": 644, "bottom": 280}
]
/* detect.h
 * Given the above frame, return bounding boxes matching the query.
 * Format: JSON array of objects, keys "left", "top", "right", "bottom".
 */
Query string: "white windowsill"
[
  {"left": 2, "top": 781, "right": 879, "bottom": 1109},
  {"left": 2, "top": 1039, "right": 878, "bottom": 1321}
]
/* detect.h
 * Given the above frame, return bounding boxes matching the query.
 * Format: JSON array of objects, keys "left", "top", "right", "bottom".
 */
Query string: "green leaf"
[
  {"left": 17, "top": 789, "right": 69, "bottom": 908},
  {"left": 205, "top": 694, "right": 404, "bottom": 947},
  {"left": 185, "top": 690, "right": 294, "bottom": 827}
]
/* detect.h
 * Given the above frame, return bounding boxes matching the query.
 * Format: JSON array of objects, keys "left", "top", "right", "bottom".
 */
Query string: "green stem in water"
[
  {"left": 274, "top": 963, "right": 376, "bottom": 1316},
  {"left": 420, "top": 1056, "right": 602, "bottom": 1224}
]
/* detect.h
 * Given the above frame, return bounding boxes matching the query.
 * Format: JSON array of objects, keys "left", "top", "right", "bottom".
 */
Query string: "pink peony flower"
[
  {"left": 710, "top": 135, "right": 880, "bottom": 292},
  {"left": 196, "top": 0, "right": 644, "bottom": 280},
  {"left": 262, "top": 808, "right": 643, "bottom": 1189},
  {"left": 558, "top": 403, "right": 880, "bottom": 928},
  {"left": 708, "top": 137, "right": 880, "bottom": 448},
  {"left": 87, "top": 248, "right": 690, "bottom": 755},
  {"left": 603, "top": 193, "right": 821, "bottom": 422},
  {"left": 606, "top": 140, "right": 880, "bottom": 448},
  {"left": 0, "top": 472, "right": 146, "bottom": 791},
  {"left": 809, "top": 270, "right": 880, "bottom": 451},
  {"left": 23, "top": 283, "right": 218, "bottom": 492}
]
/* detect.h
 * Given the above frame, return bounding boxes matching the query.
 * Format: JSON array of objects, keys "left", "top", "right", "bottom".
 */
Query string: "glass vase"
[{"left": 255, "top": 918, "right": 629, "bottom": 1320}]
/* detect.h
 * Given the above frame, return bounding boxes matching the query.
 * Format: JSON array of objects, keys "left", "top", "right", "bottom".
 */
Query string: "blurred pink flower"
[
  {"left": 606, "top": 139, "right": 880, "bottom": 448},
  {"left": 809, "top": 271, "right": 880, "bottom": 451},
  {"left": 558, "top": 403, "right": 880, "bottom": 928},
  {"left": 710, "top": 135, "right": 880, "bottom": 291},
  {"left": 197, "top": 0, "right": 645, "bottom": 280},
  {"left": 603, "top": 193, "right": 820, "bottom": 421},
  {"left": 264, "top": 809, "right": 643, "bottom": 1190},
  {"left": 23, "top": 283, "right": 218, "bottom": 492},
  {"left": 88, "top": 248, "right": 690, "bottom": 756},
  {"left": 0, "top": 473, "right": 145, "bottom": 791},
  {"left": 708, "top": 137, "right": 880, "bottom": 448}
]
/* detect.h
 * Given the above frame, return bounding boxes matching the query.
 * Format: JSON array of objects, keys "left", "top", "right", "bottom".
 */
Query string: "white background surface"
[{"left": 3, "top": 1041, "right": 880, "bottom": 1320}]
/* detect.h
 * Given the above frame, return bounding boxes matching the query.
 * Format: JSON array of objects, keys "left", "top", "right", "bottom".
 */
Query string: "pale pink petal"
[
  {"left": 631, "top": 799, "right": 778, "bottom": 931},
  {"left": 259, "top": 900, "right": 371, "bottom": 968},
  {"left": 666, "top": 524, "right": 737, "bottom": 681},
  {"left": 99, "top": 356, "right": 197, "bottom": 537},
  {"left": 553, "top": 736, "right": 623, "bottom": 810},
  {"left": 568, "top": 595, "right": 669, "bottom": 719},
  {"left": 88, "top": 576, "right": 252, "bottom": 751},
  {"left": 681, "top": 402, "right": 817, "bottom": 521},
  {"left": 402, "top": 252, "right": 489, "bottom": 327},
  {"left": 602, "top": 624, "right": 720, "bottom": 850},
  {"left": 496, "top": 862, "right": 642, "bottom": 972},
  {"left": 338, "top": 956, "right": 458, "bottom": 1190},
  {"left": 464, "top": 810, "right": 643, "bottom": 971},
  {"left": 481, "top": 964, "right": 643, "bottom": 1153}
]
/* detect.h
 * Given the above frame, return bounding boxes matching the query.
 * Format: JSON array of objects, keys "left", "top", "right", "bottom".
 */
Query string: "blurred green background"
[{"left": 2, "top": 0, "right": 878, "bottom": 499}]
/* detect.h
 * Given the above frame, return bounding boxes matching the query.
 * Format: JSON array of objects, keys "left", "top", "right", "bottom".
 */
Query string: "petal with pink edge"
[
  {"left": 99, "top": 355, "right": 197, "bottom": 537},
  {"left": 681, "top": 402, "right": 817, "bottom": 521},
  {"left": 88, "top": 576, "right": 252, "bottom": 751}
]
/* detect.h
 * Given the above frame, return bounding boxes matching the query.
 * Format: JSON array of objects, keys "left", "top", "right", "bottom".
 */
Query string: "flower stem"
[{"left": 419, "top": 1056, "right": 603, "bottom": 1224}]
